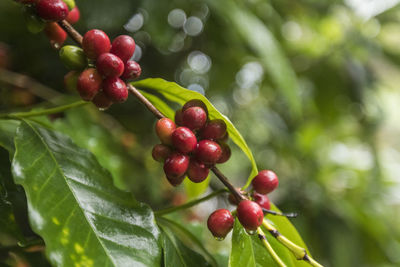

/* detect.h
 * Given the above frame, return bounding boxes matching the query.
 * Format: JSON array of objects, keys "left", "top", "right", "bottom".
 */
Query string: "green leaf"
[
  {"left": 183, "top": 176, "right": 210, "bottom": 200},
  {"left": 132, "top": 78, "right": 258, "bottom": 188},
  {"left": 12, "top": 120, "right": 161, "bottom": 267},
  {"left": 0, "top": 120, "right": 20, "bottom": 155}
]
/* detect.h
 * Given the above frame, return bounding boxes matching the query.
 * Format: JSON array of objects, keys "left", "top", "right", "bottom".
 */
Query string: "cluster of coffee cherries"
[
  {"left": 152, "top": 99, "right": 231, "bottom": 186},
  {"left": 15, "top": 0, "right": 80, "bottom": 47},
  {"left": 207, "top": 170, "right": 279, "bottom": 239}
]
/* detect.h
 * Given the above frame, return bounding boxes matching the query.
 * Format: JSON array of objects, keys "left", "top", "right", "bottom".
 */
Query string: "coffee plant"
[{"left": 0, "top": 0, "right": 326, "bottom": 266}]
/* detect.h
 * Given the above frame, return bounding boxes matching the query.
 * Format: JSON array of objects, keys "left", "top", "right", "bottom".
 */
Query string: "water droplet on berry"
[
  {"left": 214, "top": 236, "right": 225, "bottom": 241},
  {"left": 246, "top": 229, "right": 256, "bottom": 235}
]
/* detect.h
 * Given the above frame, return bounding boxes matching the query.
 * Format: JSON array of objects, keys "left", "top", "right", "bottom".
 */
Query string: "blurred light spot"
[
  {"left": 124, "top": 13, "right": 144, "bottom": 32},
  {"left": 345, "top": 0, "right": 400, "bottom": 20},
  {"left": 362, "top": 18, "right": 381, "bottom": 38},
  {"left": 195, "top": 4, "right": 209, "bottom": 20},
  {"left": 189, "top": 75, "right": 209, "bottom": 90},
  {"left": 183, "top": 16, "right": 203, "bottom": 36},
  {"left": 132, "top": 45, "right": 142, "bottom": 61},
  {"left": 282, "top": 21, "right": 302, "bottom": 41},
  {"left": 328, "top": 142, "right": 373, "bottom": 170},
  {"left": 188, "top": 84, "right": 205, "bottom": 95},
  {"left": 133, "top": 31, "right": 151, "bottom": 45},
  {"left": 187, "top": 51, "right": 211, "bottom": 74},
  {"left": 168, "top": 9, "right": 186, "bottom": 28},
  {"left": 179, "top": 68, "right": 193, "bottom": 86},
  {"left": 236, "top": 62, "right": 263, "bottom": 89},
  {"left": 210, "top": 96, "right": 230, "bottom": 116},
  {"left": 169, "top": 32, "right": 186, "bottom": 52}
]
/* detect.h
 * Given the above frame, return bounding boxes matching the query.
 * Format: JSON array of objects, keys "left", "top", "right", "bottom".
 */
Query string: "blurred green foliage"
[{"left": 1, "top": 0, "right": 400, "bottom": 266}]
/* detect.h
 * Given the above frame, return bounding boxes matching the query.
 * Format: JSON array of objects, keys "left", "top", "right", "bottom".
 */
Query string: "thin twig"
[
  {"left": 57, "top": 20, "right": 83, "bottom": 45},
  {"left": 127, "top": 84, "right": 165, "bottom": 119},
  {"left": 262, "top": 208, "right": 298, "bottom": 218}
]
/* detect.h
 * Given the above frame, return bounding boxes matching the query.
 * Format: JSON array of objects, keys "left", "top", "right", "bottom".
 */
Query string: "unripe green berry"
[
  {"left": 62, "top": 0, "right": 75, "bottom": 10},
  {"left": 23, "top": 7, "right": 45, "bottom": 34},
  {"left": 59, "top": 45, "right": 87, "bottom": 70}
]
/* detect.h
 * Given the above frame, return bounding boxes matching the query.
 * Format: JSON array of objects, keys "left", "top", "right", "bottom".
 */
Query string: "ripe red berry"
[
  {"left": 77, "top": 68, "right": 102, "bottom": 101},
  {"left": 237, "top": 200, "right": 264, "bottom": 231},
  {"left": 152, "top": 144, "right": 172, "bottom": 162},
  {"left": 174, "top": 109, "right": 184, "bottom": 126},
  {"left": 200, "top": 119, "right": 227, "bottom": 140},
  {"left": 96, "top": 53, "right": 124, "bottom": 77},
  {"left": 195, "top": 140, "right": 222, "bottom": 165},
  {"left": 121, "top": 60, "right": 141, "bottom": 80},
  {"left": 187, "top": 160, "right": 209, "bottom": 183},
  {"left": 207, "top": 209, "right": 234, "bottom": 239},
  {"left": 163, "top": 152, "right": 189, "bottom": 186},
  {"left": 82, "top": 29, "right": 111, "bottom": 60},
  {"left": 216, "top": 143, "right": 231, "bottom": 164},
  {"left": 155, "top": 118, "right": 176, "bottom": 145},
  {"left": 182, "top": 107, "right": 207, "bottom": 130},
  {"left": 66, "top": 6, "right": 80, "bottom": 24},
  {"left": 252, "top": 192, "right": 271, "bottom": 210},
  {"left": 171, "top": 127, "right": 197, "bottom": 154},
  {"left": 102, "top": 77, "right": 128, "bottom": 103},
  {"left": 182, "top": 99, "right": 208, "bottom": 115},
  {"left": 92, "top": 91, "right": 113, "bottom": 110},
  {"left": 36, "top": 0, "right": 69, "bottom": 21},
  {"left": 251, "top": 170, "right": 279, "bottom": 194},
  {"left": 44, "top": 22, "right": 67, "bottom": 47},
  {"left": 110, "top": 35, "right": 136, "bottom": 62}
]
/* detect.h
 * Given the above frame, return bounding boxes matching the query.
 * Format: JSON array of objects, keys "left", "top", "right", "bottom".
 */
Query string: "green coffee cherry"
[
  {"left": 64, "top": 71, "right": 80, "bottom": 92},
  {"left": 59, "top": 45, "right": 87, "bottom": 70},
  {"left": 23, "top": 7, "right": 45, "bottom": 34},
  {"left": 62, "top": 0, "right": 75, "bottom": 10}
]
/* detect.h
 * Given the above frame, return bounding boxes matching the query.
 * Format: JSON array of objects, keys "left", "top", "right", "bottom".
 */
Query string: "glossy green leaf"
[
  {"left": 183, "top": 176, "right": 210, "bottom": 200},
  {"left": 12, "top": 120, "right": 161, "bottom": 267},
  {"left": 132, "top": 78, "right": 258, "bottom": 188},
  {"left": 0, "top": 120, "right": 19, "bottom": 155}
]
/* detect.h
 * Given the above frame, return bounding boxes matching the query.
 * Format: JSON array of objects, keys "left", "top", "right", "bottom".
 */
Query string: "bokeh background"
[{"left": 1, "top": 0, "right": 400, "bottom": 266}]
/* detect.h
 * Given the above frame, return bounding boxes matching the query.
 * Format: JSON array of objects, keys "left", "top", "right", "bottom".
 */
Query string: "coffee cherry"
[
  {"left": 23, "top": 7, "right": 45, "bottom": 34},
  {"left": 44, "top": 22, "right": 67, "bottom": 47},
  {"left": 121, "top": 60, "right": 141, "bottom": 80},
  {"left": 102, "top": 77, "right": 128, "bottom": 103},
  {"left": 63, "top": 70, "right": 79, "bottom": 91},
  {"left": 237, "top": 200, "right": 264, "bottom": 231},
  {"left": 96, "top": 53, "right": 124, "bottom": 77},
  {"left": 171, "top": 127, "right": 197, "bottom": 154},
  {"left": 251, "top": 170, "right": 279, "bottom": 194},
  {"left": 82, "top": 29, "right": 111, "bottom": 60},
  {"left": 163, "top": 152, "right": 189, "bottom": 186},
  {"left": 110, "top": 35, "right": 135, "bottom": 62},
  {"left": 174, "top": 109, "right": 184, "bottom": 126},
  {"left": 92, "top": 91, "right": 113, "bottom": 110},
  {"left": 155, "top": 118, "right": 176, "bottom": 145},
  {"left": 182, "top": 99, "right": 208, "bottom": 115},
  {"left": 36, "top": 0, "right": 69, "bottom": 21},
  {"left": 77, "top": 68, "right": 102, "bottom": 101},
  {"left": 195, "top": 140, "right": 222, "bottom": 165},
  {"left": 59, "top": 45, "right": 87, "bottom": 70},
  {"left": 216, "top": 143, "right": 231, "bottom": 164},
  {"left": 152, "top": 144, "right": 172, "bottom": 162},
  {"left": 252, "top": 192, "right": 270, "bottom": 210},
  {"left": 182, "top": 107, "right": 207, "bottom": 130},
  {"left": 66, "top": 6, "right": 79, "bottom": 24},
  {"left": 207, "top": 209, "right": 234, "bottom": 239},
  {"left": 187, "top": 160, "right": 209, "bottom": 183},
  {"left": 220, "top": 132, "right": 229, "bottom": 142},
  {"left": 200, "top": 119, "right": 227, "bottom": 140}
]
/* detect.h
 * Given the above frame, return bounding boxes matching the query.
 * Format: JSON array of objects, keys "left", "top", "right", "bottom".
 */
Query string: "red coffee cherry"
[
  {"left": 155, "top": 118, "right": 176, "bottom": 145},
  {"left": 152, "top": 144, "right": 172, "bottom": 162},
  {"left": 174, "top": 109, "right": 184, "bottom": 126},
  {"left": 237, "top": 200, "right": 264, "bottom": 231},
  {"left": 195, "top": 140, "right": 222, "bottom": 165},
  {"left": 163, "top": 152, "right": 189, "bottom": 186},
  {"left": 121, "top": 60, "right": 141, "bottom": 80},
  {"left": 44, "top": 22, "right": 67, "bottom": 47},
  {"left": 82, "top": 29, "right": 111, "bottom": 60},
  {"left": 66, "top": 6, "right": 80, "bottom": 24},
  {"left": 187, "top": 160, "right": 209, "bottom": 183},
  {"left": 182, "top": 99, "right": 208, "bottom": 115},
  {"left": 182, "top": 107, "right": 207, "bottom": 130},
  {"left": 110, "top": 35, "right": 136, "bottom": 62},
  {"left": 220, "top": 132, "right": 229, "bottom": 143},
  {"left": 216, "top": 143, "right": 231, "bottom": 164},
  {"left": 96, "top": 53, "right": 124, "bottom": 77},
  {"left": 200, "top": 119, "right": 227, "bottom": 140},
  {"left": 251, "top": 170, "right": 279, "bottom": 194},
  {"left": 103, "top": 77, "right": 128, "bottom": 103},
  {"left": 171, "top": 127, "right": 197, "bottom": 154},
  {"left": 77, "top": 68, "right": 102, "bottom": 101},
  {"left": 36, "top": 0, "right": 69, "bottom": 21},
  {"left": 207, "top": 209, "right": 234, "bottom": 239},
  {"left": 252, "top": 192, "right": 270, "bottom": 210},
  {"left": 92, "top": 91, "right": 113, "bottom": 110}
]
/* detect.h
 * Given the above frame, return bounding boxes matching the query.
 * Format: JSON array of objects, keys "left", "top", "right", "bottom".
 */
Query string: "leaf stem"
[{"left": 257, "top": 228, "right": 287, "bottom": 267}]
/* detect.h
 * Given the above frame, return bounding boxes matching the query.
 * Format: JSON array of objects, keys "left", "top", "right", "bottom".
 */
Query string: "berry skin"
[
  {"left": 155, "top": 118, "right": 176, "bottom": 145},
  {"left": 82, "top": 29, "right": 111, "bottom": 60},
  {"left": 183, "top": 99, "right": 208, "bottom": 115},
  {"left": 92, "top": 91, "right": 113, "bottom": 110},
  {"left": 96, "top": 53, "right": 124, "bottom": 77},
  {"left": 163, "top": 152, "right": 189, "bottom": 186},
  {"left": 174, "top": 109, "right": 184, "bottom": 126},
  {"left": 44, "top": 22, "right": 67, "bottom": 46},
  {"left": 59, "top": 45, "right": 87, "bottom": 70},
  {"left": 182, "top": 107, "right": 207, "bottom": 130},
  {"left": 200, "top": 119, "right": 227, "bottom": 140},
  {"left": 152, "top": 144, "right": 172, "bottom": 162},
  {"left": 102, "top": 77, "right": 128, "bottom": 103},
  {"left": 251, "top": 170, "right": 279, "bottom": 194},
  {"left": 187, "top": 160, "right": 209, "bottom": 183},
  {"left": 195, "top": 140, "right": 222, "bottom": 165},
  {"left": 252, "top": 192, "right": 271, "bottom": 210},
  {"left": 36, "top": 0, "right": 69, "bottom": 21},
  {"left": 77, "top": 68, "right": 102, "bottom": 101},
  {"left": 110, "top": 35, "right": 136, "bottom": 62},
  {"left": 171, "top": 127, "right": 197, "bottom": 154},
  {"left": 121, "top": 60, "right": 141, "bottom": 80},
  {"left": 207, "top": 209, "right": 234, "bottom": 239},
  {"left": 237, "top": 200, "right": 264, "bottom": 231},
  {"left": 66, "top": 6, "right": 80, "bottom": 24},
  {"left": 216, "top": 143, "right": 231, "bottom": 164}
]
